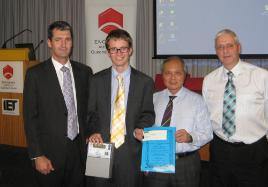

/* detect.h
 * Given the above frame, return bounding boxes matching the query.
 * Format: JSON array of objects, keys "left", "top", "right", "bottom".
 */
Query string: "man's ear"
[
  {"left": 47, "top": 39, "right": 52, "bottom": 48},
  {"left": 129, "top": 47, "right": 133, "bottom": 56}
]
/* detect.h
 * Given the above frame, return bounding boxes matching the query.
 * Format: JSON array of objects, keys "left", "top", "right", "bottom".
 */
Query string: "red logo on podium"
[
  {"left": 98, "top": 8, "right": 123, "bottom": 34},
  {"left": 3, "top": 65, "right": 13, "bottom": 79}
]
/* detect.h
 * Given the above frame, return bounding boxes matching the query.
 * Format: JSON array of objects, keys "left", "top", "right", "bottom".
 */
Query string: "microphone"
[
  {"left": 28, "top": 40, "right": 44, "bottom": 60},
  {"left": 34, "top": 40, "right": 44, "bottom": 51},
  {"left": 1, "top": 29, "right": 32, "bottom": 48}
]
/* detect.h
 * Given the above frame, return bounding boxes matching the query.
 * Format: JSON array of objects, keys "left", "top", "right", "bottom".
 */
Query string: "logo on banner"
[
  {"left": 3, "top": 65, "right": 13, "bottom": 79},
  {"left": 2, "top": 98, "right": 20, "bottom": 116},
  {"left": 98, "top": 8, "right": 123, "bottom": 34}
]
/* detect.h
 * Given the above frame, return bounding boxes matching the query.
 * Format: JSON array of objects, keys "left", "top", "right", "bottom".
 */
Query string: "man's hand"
[
  {"left": 35, "top": 156, "right": 54, "bottom": 175},
  {"left": 88, "top": 133, "right": 103, "bottom": 144},
  {"left": 175, "top": 129, "right": 193, "bottom": 143},
  {"left": 134, "top": 128, "right": 144, "bottom": 141}
]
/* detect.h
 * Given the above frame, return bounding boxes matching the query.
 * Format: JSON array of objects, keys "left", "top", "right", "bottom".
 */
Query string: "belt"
[
  {"left": 213, "top": 134, "right": 267, "bottom": 147},
  {"left": 176, "top": 151, "right": 197, "bottom": 159},
  {"left": 213, "top": 134, "right": 245, "bottom": 147}
]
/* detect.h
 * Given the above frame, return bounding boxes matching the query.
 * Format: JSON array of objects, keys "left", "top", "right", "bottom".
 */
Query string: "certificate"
[{"left": 141, "top": 126, "right": 176, "bottom": 173}]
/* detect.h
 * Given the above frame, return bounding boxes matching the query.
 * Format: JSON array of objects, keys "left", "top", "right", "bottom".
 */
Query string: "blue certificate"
[{"left": 141, "top": 126, "right": 176, "bottom": 173}]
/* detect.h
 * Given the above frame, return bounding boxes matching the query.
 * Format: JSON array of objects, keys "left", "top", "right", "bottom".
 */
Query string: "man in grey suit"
[
  {"left": 23, "top": 21, "right": 92, "bottom": 187},
  {"left": 87, "top": 29, "right": 155, "bottom": 187}
]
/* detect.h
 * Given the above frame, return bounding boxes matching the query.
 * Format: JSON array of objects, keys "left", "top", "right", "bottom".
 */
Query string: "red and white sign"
[
  {"left": 0, "top": 61, "right": 24, "bottom": 93},
  {"left": 99, "top": 8, "right": 123, "bottom": 34},
  {"left": 85, "top": 0, "right": 137, "bottom": 73}
]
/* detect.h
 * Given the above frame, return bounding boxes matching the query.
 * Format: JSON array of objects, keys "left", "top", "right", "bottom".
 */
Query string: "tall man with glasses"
[
  {"left": 202, "top": 29, "right": 268, "bottom": 187},
  {"left": 87, "top": 29, "right": 155, "bottom": 187}
]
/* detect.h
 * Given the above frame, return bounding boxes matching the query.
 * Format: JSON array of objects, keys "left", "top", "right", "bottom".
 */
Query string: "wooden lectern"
[{"left": 0, "top": 48, "right": 39, "bottom": 147}]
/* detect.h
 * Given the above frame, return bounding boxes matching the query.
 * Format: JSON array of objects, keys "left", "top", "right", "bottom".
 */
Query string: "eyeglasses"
[{"left": 108, "top": 47, "right": 129, "bottom": 54}]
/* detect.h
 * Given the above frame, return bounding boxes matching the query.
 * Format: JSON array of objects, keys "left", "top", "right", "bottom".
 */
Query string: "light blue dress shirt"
[{"left": 153, "top": 87, "right": 213, "bottom": 153}]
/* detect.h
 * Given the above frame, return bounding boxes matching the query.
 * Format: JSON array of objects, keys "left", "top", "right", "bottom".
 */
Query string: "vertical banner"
[{"left": 85, "top": 0, "right": 137, "bottom": 73}]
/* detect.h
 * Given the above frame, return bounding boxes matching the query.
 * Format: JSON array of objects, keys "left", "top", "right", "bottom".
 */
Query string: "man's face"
[
  {"left": 162, "top": 59, "right": 186, "bottom": 95},
  {"left": 215, "top": 33, "right": 241, "bottom": 70},
  {"left": 107, "top": 38, "right": 132, "bottom": 70},
  {"left": 47, "top": 29, "right": 72, "bottom": 64}
]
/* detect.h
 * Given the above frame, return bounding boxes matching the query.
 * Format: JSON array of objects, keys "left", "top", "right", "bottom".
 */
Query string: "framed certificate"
[{"left": 141, "top": 126, "right": 176, "bottom": 173}]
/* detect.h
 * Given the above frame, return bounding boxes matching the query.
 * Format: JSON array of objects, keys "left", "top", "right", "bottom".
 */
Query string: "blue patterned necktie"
[
  {"left": 222, "top": 71, "right": 236, "bottom": 137},
  {"left": 161, "top": 96, "right": 177, "bottom": 127},
  {"left": 61, "top": 66, "right": 78, "bottom": 140}
]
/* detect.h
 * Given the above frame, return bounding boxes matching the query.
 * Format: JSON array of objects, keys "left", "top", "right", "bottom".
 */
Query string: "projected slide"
[{"left": 156, "top": 0, "right": 268, "bottom": 57}]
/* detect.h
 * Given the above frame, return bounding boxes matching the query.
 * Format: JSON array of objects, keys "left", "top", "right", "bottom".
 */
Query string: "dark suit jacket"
[
  {"left": 23, "top": 58, "right": 92, "bottom": 168},
  {"left": 87, "top": 67, "right": 155, "bottom": 185}
]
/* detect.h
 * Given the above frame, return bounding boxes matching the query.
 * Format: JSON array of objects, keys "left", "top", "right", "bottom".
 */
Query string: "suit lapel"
[
  {"left": 71, "top": 61, "right": 82, "bottom": 115},
  {"left": 127, "top": 67, "right": 136, "bottom": 102},
  {"left": 45, "top": 59, "right": 67, "bottom": 113},
  {"left": 126, "top": 67, "right": 137, "bottom": 133},
  {"left": 104, "top": 68, "right": 112, "bottom": 127}
]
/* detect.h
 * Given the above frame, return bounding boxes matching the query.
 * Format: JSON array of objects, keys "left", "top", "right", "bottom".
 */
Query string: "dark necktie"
[
  {"left": 161, "top": 96, "right": 177, "bottom": 127},
  {"left": 222, "top": 71, "right": 236, "bottom": 137},
  {"left": 61, "top": 66, "right": 78, "bottom": 140}
]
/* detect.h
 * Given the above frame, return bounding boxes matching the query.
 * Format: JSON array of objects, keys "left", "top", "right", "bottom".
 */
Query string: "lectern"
[{"left": 0, "top": 48, "right": 39, "bottom": 147}]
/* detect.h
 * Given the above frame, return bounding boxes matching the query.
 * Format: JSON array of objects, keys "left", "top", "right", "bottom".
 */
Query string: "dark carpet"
[
  {"left": 0, "top": 144, "right": 211, "bottom": 187},
  {"left": 0, "top": 144, "right": 37, "bottom": 187}
]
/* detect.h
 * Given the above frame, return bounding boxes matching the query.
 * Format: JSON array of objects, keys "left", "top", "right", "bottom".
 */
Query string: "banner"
[{"left": 85, "top": 0, "right": 137, "bottom": 73}]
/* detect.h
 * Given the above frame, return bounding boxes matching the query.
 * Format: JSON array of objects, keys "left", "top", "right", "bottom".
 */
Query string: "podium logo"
[
  {"left": 2, "top": 98, "right": 19, "bottom": 116},
  {"left": 3, "top": 65, "right": 13, "bottom": 79},
  {"left": 98, "top": 8, "right": 123, "bottom": 34}
]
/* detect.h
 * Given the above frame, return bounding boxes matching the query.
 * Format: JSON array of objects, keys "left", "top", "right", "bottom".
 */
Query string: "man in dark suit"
[
  {"left": 87, "top": 29, "right": 155, "bottom": 187},
  {"left": 23, "top": 21, "right": 92, "bottom": 187}
]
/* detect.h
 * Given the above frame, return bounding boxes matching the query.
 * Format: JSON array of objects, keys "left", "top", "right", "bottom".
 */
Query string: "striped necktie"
[
  {"left": 161, "top": 96, "right": 176, "bottom": 127},
  {"left": 111, "top": 75, "right": 126, "bottom": 148},
  {"left": 222, "top": 71, "right": 236, "bottom": 137},
  {"left": 61, "top": 66, "right": 78, "bottom": 140}
]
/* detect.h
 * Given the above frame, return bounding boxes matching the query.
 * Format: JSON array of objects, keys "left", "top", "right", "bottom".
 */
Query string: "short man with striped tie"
[
  {"left": 144, "top": 56, "right": 212, "bottom": 187},
  {"left": 202, "top": 29, "right": 268, "bottom": 187}
]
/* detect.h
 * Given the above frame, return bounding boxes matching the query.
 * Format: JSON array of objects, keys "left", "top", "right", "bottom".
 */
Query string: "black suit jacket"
[
  {"left": 87, "top": 67, "right": 155, "bottom": 185},
  {"left": 23, "top": 58, "right": 92, "bottom": 168}
]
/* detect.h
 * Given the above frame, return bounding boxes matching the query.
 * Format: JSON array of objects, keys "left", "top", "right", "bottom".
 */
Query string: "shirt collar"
[
  {"left": 165, "top": 86, "right": 185, "bottom": 101},
  {"left": 223, "top": 59, "right": 242, "bottom": 80},
  {"left": 51, "top": 57, "right": 71, "bottom": 72},
  {"left": 112, "top": 66, "right": 131, "bottom": 79}
]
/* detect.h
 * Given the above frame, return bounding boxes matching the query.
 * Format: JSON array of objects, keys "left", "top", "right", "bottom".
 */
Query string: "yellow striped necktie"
[{"left": 111, "top": 75, "right": 126, "bottom": 148}]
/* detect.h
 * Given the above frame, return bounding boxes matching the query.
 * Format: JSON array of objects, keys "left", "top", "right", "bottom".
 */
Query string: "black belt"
[
  {"left": 176, "top": 151, "right": 197, "bottom": 159},
  {"left": 214, "top": 134, "right": 266, "bottom": 147}
]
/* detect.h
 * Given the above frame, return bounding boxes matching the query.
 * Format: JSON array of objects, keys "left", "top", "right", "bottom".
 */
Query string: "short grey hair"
[
  {"left": 215, "top": 29, "right": 240, "bottom": 48},
  {"left": 161, "top": 56, "right": 188, "bottom": 73}
]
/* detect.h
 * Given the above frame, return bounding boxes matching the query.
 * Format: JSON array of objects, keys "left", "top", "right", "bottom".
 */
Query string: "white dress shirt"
[
  {"left": 51, "top": 57, "right": 79, "bottom": 132},
  {"left": 203, "top": 60, "right": 268, "bottom": 144},
  {"left": 154, "top": 87, "right": 213, "bottom": 153}
]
